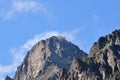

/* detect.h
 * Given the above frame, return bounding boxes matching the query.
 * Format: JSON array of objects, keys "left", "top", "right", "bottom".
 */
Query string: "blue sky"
[{"left": 0, "top": 0, "right": 120, "bottom": 79}]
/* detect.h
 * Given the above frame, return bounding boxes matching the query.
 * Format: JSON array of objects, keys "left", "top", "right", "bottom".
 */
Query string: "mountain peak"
[
  {"left": 89, "top": 29, "right": 120, "bottom": 58},
  {"left": 12, "top": 36, "right": 87, "bottom": 80},
  {"left": 5, "top": 76, "right": 13, "bottom": 80},
  {"left": 58, "top": 29, "right": 120, "bottom": 80},
  {"left": 5, "top": 30, "right": 120, "bottom": 80},
  {"left": 48, "top": 35, "right": 66, "bottom": 40}
]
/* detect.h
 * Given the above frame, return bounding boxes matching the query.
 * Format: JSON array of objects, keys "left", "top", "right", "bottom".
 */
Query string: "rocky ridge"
[
  {"left": 60, "top": 29, "right": 120, "bottom": 80},
  {"left": 6, "top": 36, "right": 87, "bottom": 80},
  {"left": 5, "top": 76, "right": 13, "bottom": 80},
  {"left": 6, "top": 29, "right": 120, "bottom": 80}
]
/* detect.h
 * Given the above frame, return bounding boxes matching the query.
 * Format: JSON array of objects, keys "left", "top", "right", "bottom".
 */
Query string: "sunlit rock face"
[
  {"left": 6, "top": 29, "right": 120, "bottom": 80},
  {"left": 9, "top": 36, "right": 87, "bottom": 80},
  {"left": 61, "top": 29, "right": 120, "bottom": 80}
]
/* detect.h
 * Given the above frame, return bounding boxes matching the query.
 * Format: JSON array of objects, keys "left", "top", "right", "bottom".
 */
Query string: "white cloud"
[
  {"left": 0, "top": 30, "right": 80, "bottom": 80},
  {"left": 0, "top": 0, "right": 49, "bottom": 19}
]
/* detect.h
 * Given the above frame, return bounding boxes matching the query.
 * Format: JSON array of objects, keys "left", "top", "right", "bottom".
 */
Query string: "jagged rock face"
[
  {"left": 5, "top": 76, "right": 13, "bottom": 80},
  {"left": 89, "top": 29, "right": 120, "bottom": 58},
  {"left": 59, "top": 29, "right": 120, "bottom": 80},
  {"left": 5, "top": 29, "right": 120, "bottom": 80},
  {"left": 13, "top": 36, "right": 87, "bottom": 80}
]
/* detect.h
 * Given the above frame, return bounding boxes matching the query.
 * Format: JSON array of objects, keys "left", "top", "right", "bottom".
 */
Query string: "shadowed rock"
[
  {"left": 11, "top": 36, "right": 87, "bottom": 80},
  {"left": 5, "top": 76, "right": 13, "bottom": 80}
]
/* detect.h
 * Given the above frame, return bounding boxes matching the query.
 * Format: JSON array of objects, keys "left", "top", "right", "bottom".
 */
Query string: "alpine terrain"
[
  {"left": 5, "top": 36, "right": 87, "bottom": 80},
  {"left": 5, "top": 29, "right": 120, "bottom": 80},
  {"left": 59, "top": 29, "right": 120, "bottom": 80}
]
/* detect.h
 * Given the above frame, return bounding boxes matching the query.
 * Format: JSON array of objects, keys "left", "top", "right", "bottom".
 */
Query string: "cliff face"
[
  {"left": 6, "top": 29, "right": 120, "bottom": 80},
  {"left": 7, "top": 36, "right": 87, "bottom": 80},
  {"left": 60, "top": 29, "right": 120, "bottom": 80},
  {"left": 5, "top": 76, "right": 13, "bottom": 80}
]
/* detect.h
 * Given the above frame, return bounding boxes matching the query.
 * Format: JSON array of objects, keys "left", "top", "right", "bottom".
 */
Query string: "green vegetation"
[{"left": 96, "top": 53, "right": 102, "bottom": 60}]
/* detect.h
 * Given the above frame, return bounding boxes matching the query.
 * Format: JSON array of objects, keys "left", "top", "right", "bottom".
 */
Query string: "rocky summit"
[
  {"left": 59, "top": 29, "right": 120, "bottom": 80},
  {"left": 6, "top": 36, "right": 87, "bottom": 80},
  {"left": 6, "top": 29, "right": 120, "bottom": 80}
]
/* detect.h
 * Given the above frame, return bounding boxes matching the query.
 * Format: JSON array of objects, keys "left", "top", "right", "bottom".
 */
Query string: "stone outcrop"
[
  {"left": 6, "top": 36, "right": 87, "bottom": 80},
  {"left": 5, "top": 76, "right": 13, "bottom": 80},
  {"left": 60, "top": 29, "right": 120, "bottom": 80},
  {"left": 5, "top": 29, "right": 120, "bottom": 80}
]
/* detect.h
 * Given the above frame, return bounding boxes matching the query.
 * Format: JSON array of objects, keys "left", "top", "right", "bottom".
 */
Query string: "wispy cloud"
[
  {"left": 0, "top": 0, "right": 49, "bottom": 19},
  {"left": 0, "top": 30, "right": 80, "bottom": 80}
]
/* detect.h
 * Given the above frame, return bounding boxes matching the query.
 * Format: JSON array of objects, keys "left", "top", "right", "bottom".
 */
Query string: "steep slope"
[
  {"left": 6, "top": 29, "right": 120, "bottom": 80},
  {"left": 5, "top": 76, "right": 13, "bottom": 80},
  {"left": 6, "top": 36, "right": 87, "bottom": 80},
  {"left": 62, "top": 29, "right": 120, "bottom": 80}
]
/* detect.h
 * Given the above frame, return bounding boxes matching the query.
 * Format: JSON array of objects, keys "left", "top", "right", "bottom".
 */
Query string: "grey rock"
[
  {"left": 60, "top": 29, "right": 120, "bottom": 80},
  {"left": 5, "top": 29, "right": 120, "bottom": 80},
  {"left": 12, "top": 36, "right": 87, "bottom": 80}
]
